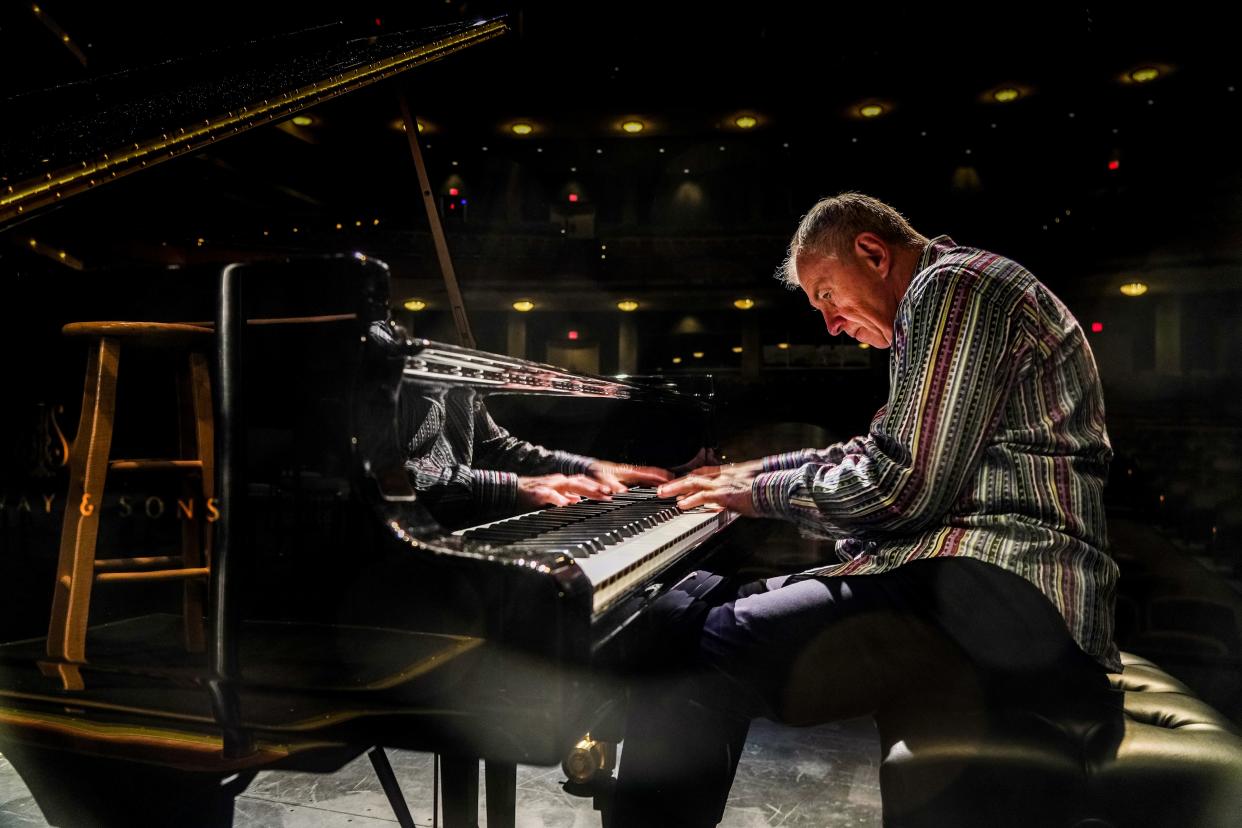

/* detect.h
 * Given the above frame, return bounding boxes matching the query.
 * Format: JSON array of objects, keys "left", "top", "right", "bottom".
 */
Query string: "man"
[
  {"left": 611, "top": 193, "right": 1120, "bottom": 826},
  {"left": 401, "top": 386, "right": 670, "bottom": 527}
]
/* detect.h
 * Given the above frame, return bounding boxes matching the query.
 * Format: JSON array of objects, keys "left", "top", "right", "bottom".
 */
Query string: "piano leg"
[
  {"left": 439, "top": 755, "right": 479, "bottom": 828},
  {"left": 438, "top": 756, "right": 517, "bottom": 828},
  {"left": 484, "top": 761, "right": 516, "bottom": 828}
]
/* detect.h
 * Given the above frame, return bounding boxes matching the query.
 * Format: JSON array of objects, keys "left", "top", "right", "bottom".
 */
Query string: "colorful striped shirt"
[{"left": 752, "top": 236, "right": 1120, "bottom": 670}]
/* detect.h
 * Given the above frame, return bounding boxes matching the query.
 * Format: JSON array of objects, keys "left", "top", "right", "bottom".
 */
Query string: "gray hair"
[{"left": 775, "top": 192, "right": 927, "bottom": 289}]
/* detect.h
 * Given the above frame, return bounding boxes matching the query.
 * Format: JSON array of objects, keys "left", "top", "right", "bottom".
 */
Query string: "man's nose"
[{"left": 821, "top": 308, "right": 842, "bottom": 335}]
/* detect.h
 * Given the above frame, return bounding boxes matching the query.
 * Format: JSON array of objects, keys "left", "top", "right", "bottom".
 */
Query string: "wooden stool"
[{"left": 42, "top": 322, "right": 215, "bottom": 691}]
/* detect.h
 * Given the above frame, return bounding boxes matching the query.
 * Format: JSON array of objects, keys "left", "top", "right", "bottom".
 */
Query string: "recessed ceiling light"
[
  {"left": 621, "top": 120, "right": 645, "bottom": 134},
  {"left": 692, "top": 351, "right": 705, "bottom": 359},
  {"left": 389, "top": 117, "right": 424, "bottom": 133},
  {"left": 859, "top": 104, "right": 885, "bottom": 118},
  {"left": 403, "top": 299, "right": 427, "bottom": 311},
  {"left": 777, "top": 342, "right": 790, "bottom": 350},
  {"left": 733, "top": 298, "right": 755, "bottom": 310},
  {"left": 731, "top": 346, "right": 743, "bottom": 353},
  {"left": 617, "top": 300, "right": 639, "bottom": 312},
  {"left": 735, "top": 115, "right": 758, "bottom": 129},
  {"left": 291, "top": 115, "right": 314, "bottom": 127},
  {"left": 1119, "top": 282, "right": 1148, "bottom": 297},
  {"left": 512, "top": 300, "right": 536, "bottom": 312},
  {"left": 1130, "top": 66, "right": 1160, "bottom": 83},
  {"left": 993, "top": 87, "right": 1020, "bottom": 103},
  {"left": 511, "top": 122, "right": 534, "bottom": 135},
  {"left": 671, "top": 356, "right": 682, "bottom": 364}
]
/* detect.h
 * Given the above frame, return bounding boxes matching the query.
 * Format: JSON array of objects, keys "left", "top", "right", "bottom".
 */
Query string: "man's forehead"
[{"left": 794, "top": 252, "right": 844, "bottom": 287}]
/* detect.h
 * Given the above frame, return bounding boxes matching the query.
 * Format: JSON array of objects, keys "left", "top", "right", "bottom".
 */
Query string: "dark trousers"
[{"left": 611, "top": 558, "right": 1109, "bottom": 827}]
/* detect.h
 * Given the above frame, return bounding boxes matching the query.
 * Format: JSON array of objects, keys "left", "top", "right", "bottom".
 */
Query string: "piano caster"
[
  {"left": 562, "top": 763, "right": 617, "bottom": 828},
  {"left": 562, "top": 734, "right": 617, "bottom": 786}
]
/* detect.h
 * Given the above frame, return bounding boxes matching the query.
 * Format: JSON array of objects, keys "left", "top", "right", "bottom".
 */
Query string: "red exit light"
[
  {"left": 449, "top": 187, "right": 459, "bottom": 196},
  {"left": 1091, "top": 322, "right": 1104, "bottom": 333},
  {"left": 568, "top": 193, "right": 579, "bottom": 203},
  {"left": 1108, "top": 160, "right": 1120, "bottom": 171},
  {"left": 568, "top": 330, "right": 579, "bottom": 340}
]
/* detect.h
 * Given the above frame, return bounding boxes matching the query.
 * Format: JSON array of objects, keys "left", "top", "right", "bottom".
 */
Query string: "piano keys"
[{"left": 456, "top": 488, "right": 738, "bottom": 619}]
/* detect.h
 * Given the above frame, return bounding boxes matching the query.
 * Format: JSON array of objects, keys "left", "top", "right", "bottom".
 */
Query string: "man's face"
[{"left": 796, "top": 247, "right": 901, "bottom": 349}]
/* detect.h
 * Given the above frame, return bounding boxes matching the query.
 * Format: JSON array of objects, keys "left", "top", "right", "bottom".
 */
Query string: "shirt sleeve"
[
  {"left": 472, "top": 399, "right": 597, "bottom": 476},
  {"left": 404, "top": 459, "right": 519, "bottom": 526},
  {"left": 751, "top": 265, "right": 1029, "bottom": 538},
  {"left": 760, "top": 434, "right": 872, "bottom": 472}
]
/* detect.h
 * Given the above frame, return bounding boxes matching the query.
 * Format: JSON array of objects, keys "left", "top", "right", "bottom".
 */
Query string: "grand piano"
[{"left": 0, "top": 14, "right": 741, "bottom": 827}]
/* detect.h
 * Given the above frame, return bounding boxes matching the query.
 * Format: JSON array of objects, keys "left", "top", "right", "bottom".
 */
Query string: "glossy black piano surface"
[{"left": 0, "top": 256, "right": 738, "bottom": 778}]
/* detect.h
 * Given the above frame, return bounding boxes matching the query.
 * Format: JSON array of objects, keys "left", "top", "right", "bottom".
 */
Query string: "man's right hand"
[{"left": 516, "top": 474, "right": 612, "bottom": 509}]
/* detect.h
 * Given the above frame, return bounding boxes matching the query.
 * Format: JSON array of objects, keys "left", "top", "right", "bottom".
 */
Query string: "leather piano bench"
[{"left": 876, "top": 652, "right": 1242, "bottom": 828}]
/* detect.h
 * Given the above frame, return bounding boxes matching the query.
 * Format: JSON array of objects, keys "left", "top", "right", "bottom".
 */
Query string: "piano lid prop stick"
[{"left": 397, "top": 90, "right": 477, "bottom": 350}]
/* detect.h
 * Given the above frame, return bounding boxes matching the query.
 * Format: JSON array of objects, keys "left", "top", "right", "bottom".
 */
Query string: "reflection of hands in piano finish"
[
  {"left": 516, "top": 463, "right": 674, "bottom": 509},
  {"left": 658, "top": 462, "right": 763, "bottom": 517},
  {"left": 517, "top": 473, "right": 614, "bottom": 509},
  {"left": 585, "top": 460, "right": 673, "bottom": 492}
]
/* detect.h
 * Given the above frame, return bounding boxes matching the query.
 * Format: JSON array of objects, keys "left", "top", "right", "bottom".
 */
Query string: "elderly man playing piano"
[{"left": 611, "top": 192, "right": 1120, "bottom": 826}]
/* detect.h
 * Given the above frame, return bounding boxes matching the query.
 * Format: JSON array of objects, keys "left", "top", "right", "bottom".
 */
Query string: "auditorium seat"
[{"left": 877, "top": 652, "right": 1242, "bottom": 828}]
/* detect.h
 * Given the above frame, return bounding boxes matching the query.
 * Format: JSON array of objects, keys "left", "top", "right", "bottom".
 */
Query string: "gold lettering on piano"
[{"left": 3, "top": 491, "right": 221, "bottom": 522}]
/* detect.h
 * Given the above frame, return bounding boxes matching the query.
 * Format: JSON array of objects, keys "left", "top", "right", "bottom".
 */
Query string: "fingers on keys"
[
  {"left": 593, "top": 470, "right": 626, "bottom": 493},
  {"left": 658, "top": 474, "right": 716, "bottom": 499},
  {"left": 533, "top": 487, "right": 575, "bottom": 507}
]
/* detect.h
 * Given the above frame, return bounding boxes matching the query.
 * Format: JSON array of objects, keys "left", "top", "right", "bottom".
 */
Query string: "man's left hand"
[
  {"left": 587, "top": 461, "right": 674, "bottom": 493},
  {"left": 656, "top": 465, "right": 761, "bottom": 517}
]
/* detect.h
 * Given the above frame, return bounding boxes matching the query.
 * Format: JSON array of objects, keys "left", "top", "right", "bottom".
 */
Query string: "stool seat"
[
  {"left": 877, "top": 653, "right": 1242, "bottom": 827},
  {"left": 42, "top": 321, "right": 214, "bottom": 690},
  {"left": 62, "top": 321, "right": 212, "bottom": 341}
]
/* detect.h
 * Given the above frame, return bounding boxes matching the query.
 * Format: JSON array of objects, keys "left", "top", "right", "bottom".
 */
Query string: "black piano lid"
[{"left": 0, "top": 15, "right": 507, "bottom": 228}]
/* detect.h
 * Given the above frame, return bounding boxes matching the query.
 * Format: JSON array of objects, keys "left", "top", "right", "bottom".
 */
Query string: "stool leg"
[
  {"left": 43, "top": 337, "right": 121, "bottom": 690},
  {"left": 178, "top": 352, "right": 213, "bottom": 654}
]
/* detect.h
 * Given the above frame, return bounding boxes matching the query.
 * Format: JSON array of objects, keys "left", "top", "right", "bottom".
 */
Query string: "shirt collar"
[{"left": 914, "top": 234, "right": 958, "bottom": 276}]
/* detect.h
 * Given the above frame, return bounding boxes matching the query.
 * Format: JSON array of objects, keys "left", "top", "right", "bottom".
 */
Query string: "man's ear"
[{"left": 854, "top": 232, "right": 890, "bottom": 276}]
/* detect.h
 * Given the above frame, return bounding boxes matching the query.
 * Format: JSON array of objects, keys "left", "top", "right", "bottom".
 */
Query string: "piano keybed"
[{"left": 456, "top": 488, "right": 736, "bottom": 616}]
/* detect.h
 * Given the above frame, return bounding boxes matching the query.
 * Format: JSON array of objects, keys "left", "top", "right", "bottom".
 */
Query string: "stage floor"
[{"left": 1, "top": 716, "right": 882, "bottom": 827}]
